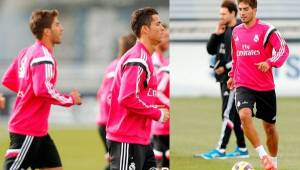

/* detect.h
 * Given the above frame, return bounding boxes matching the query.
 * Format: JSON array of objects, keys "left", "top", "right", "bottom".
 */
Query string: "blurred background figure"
[
  {"left": 96, "top": 33, "right": 136, "bottom": 170},
  {"left": 0, "top": 93, "right": 5, "bottom": 110},
  {"left": 194, "top": 0, "right": 248, "bottom": 160},
  {"left": 151, "top": 23, "right": 170, "bottom": 169}
]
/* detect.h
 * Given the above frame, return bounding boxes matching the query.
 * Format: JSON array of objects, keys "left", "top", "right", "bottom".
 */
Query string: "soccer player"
[
  {"left": 152, "top": 23, "right": 169, "bottom": 71},
  {"left": 195, "top": 0, "right": 248, "bottom": 159},
  {"left": 151, "top": 23, "right": 170, "bottom": 169},
  {"left": 2, "top": 9, "right": 82, "bottom": 170},
  {"left": 96, "top": 33, "right": 136, "bottom": 170},
  {"left": 106, "top": 7, "right": 170, "bottom": 170},
  {"left": 0, "top": 93, "right": 5, "bottom": 109},
  {"left": 227, "top": 0, "right": 289, "bottom": 169}
]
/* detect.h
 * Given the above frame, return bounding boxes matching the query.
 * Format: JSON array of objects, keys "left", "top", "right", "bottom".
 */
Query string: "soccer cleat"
[
  {"left": 260, "top": 155, "right": 275, "bottom": 170},
  {"left": 226, "top": 147, "right": 250, "bottom": 158},
  {"left": 194, "top": 148, "right": 226, "bottom": 159}
]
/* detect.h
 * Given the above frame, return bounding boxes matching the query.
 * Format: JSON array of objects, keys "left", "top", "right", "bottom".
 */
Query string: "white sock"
[
  {"left": 255, "top": 145, "right": 268, "bottom": 159},
  {"left": 217, "top": 148, "right": 226, "bottom": 153},
  {"left": 272, "top": 157, "right": 278, "bottom": 168},
  {"left": 238, "top": 147, "right": 248, "bottom": 152}
]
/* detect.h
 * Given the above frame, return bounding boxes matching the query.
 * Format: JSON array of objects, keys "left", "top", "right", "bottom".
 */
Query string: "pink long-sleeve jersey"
[
  {"left": 106, "top": 41, "right": 163, "bottom": 145},
  {"left": 2, "top": 41, "right": 74, "bottom": 136},
  {"left": 96, "top": 58, "right": 119, "bottom": 126},
  {"left": 152, "top": 64, "right": 170, "bottom": 135},
  {"left": 229, "top": 19, "right": 289, "bottom": 91}
]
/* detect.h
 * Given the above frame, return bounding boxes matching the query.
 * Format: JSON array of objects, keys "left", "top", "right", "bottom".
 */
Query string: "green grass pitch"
[
  {"left": 0, "top": 97, "right": 299, "bottom": 170},
  {"left": 171, "top": 97, "right": 300, "bottom": 170},
  {"left": 0, "top": 127, "right": 108, "bottom": 170}
]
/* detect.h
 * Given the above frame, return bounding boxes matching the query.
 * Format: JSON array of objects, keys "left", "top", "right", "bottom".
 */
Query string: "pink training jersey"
[
  {"left": 2, "top": 41, "right": 75, "bottom": 136},
  {"left": 96, "top": 58, "right": 119, "bottom": 126},
  {"left": 106, "top": 41, "right": 164, "bottom": 145},
  {"left": 152, "top": 64, "right": 170, "bottom": 135},
  {"left": 152, "top": 51, "right": 166, "bottom": 69},
  {"left": 229, "top": 19, "right": 289, "bottom": 91}
]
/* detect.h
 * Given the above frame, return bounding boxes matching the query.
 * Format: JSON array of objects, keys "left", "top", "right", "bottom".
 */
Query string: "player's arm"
[
  {"left": 156, "top": 68, "right": 170, "bottom": 108},
  {"left": 30, "top": 57, "right": 77, "bottom": 107},
  {"left": 1, "top": 57, "right": 19, "bottom": 93},
  {"left": 266, "top": 31, "right": 289, "bottom": 68},
  {"left": 206, "top": 33, "right": 223, "bottom": 55},
  {"left": 0, "top": 93, "right": 5, "bottom": 109},
  {"left": 118, "top": 59, "right": 168, "bottom": 123},
  {"left": 227, "top": 35, "right": 237, "bottom": 90}
]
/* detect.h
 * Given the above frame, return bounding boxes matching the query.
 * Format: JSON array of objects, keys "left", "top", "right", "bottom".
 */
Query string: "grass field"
[
  {"left": 0, "top": 97, "right": 299, "bottom": 170},
  {"left": 0, "top": 126, "right": 108, "bottom": 170},
  {"left": 171, "top": 97, "right": 300, "bottom": 170}
]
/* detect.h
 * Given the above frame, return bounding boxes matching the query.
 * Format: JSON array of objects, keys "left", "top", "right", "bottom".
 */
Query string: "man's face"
[
  {"left": 219, "top": 7, "right": 235, "bottom": 26},
  {"left": 50, "top": 17, "right": 64, "bottom": 44},
  {"left": 148, "top": 14, "right": 164, "bottom": 46},
  {"left": 158, "top": 27, "right": 169, "bottom": 52},
  {"left": 238, "top": 2, "right": 256, "bottom": 24}
]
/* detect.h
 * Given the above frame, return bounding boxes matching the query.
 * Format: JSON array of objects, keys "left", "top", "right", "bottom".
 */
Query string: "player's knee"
[
  {"left": 153, "top": 149, "right": 163, "bottom": 160},
  {"left": 165, "top": 150, "right": 170, "bottom": 160},
  {"left": 239, "top": 108, "right": 252, "bottom": 123},
  {"left": 265, "top": 124, "right": 277, "bottom": 135}
]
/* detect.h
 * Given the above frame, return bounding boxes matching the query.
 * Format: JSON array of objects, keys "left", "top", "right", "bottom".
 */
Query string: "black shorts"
[
  {"left": 4, "top": 133, "right": 62, "bottom": 170},
  {"left": 235, "top": 86, "right": 277, "bottom": 124},
  {"left": 152, "top": 135, "right": 169, "bottom": 168},
  {"left": 107, "top": 140, "right": 156, "bottom": 170}
]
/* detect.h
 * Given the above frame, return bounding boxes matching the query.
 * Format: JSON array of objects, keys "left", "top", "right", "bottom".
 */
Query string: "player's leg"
[
  {"left": 226, "top": 92, "right": 249, "bottom": 158},
  {"left": 218, "top": 85, "right": 234, "bottom": 151},
  {"left": 256, "top": 90, "right": 278, "bottom": 169},
  {"left": 98, "top": 125, "right": 109, "bottom": 153},
  {"left": 107, "top": 140, "right": 146, "bottom": 170},
  {"left": 154, "top": 135, "right": 169, "bottom": 168},
  {"left": 98, "top": 125, "right": 110, "bottom": 170},
  {"left": 236, "top": 87, "right": 260, "bottom": 148},
  {"left": 3, "top": 133, "right": 37, "bottom": 170},
  {"left": 232, "top": 105, "right": 247, "bottom": 150},
  {"left": 152, "top": 135, "right": 163, "bottom": 168},
  {"left": 262, "top": 122, "right": 278, "bottom": 157},
  {"left": 143, "top": 144, "right": 157, "bottom": 170},
  {"left": 162, "top": 135, "right": 170, "bottom": 168},
  {"left": 35, "top": 134, "right": 63, "bottom": 170},
  {"left": 106, "top": 140, "right": 122, "bottom": 170},
  {"left": 262, "top": 121, "right": 278, "bottom": 170}
]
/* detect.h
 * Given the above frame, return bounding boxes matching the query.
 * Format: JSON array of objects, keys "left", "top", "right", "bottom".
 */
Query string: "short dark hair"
[
  {"left": 221, "top": 0, "right": 238, "bottom": 16},
  {"left": 130, "top": 7, "right": 159, "bottom": 38},
  {"left": 119, "top": 33, "right": 136, "bottom": 56},
  {"left": 29, "top": 9, "right": 59, "bottom": 40},
  {"left": 237, "top": 0, "right": 257, "bottom": 9},
  {"left": 162, "top": 23, "right": 169, "bottom": 29}
]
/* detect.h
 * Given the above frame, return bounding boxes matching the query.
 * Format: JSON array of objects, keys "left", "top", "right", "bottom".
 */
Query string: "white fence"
[{"left": 171, "top": 42, "right": 300, "bottom": 97}]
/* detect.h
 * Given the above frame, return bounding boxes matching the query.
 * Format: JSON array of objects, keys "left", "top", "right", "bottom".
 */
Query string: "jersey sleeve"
[
  {"left": 206, "top": 33, "right": 222, "bottom": 55},
  {"left": 31, "top": 57, "right": 74, "bottom": 107},
  {"left": 156, "top": 68, "right": 170, "bottom": 108},
  {"left": 118, "top": 58, "right": 162, "bottom": 121},
  {"left": 1, "top": 56, "right": 19, "bottom": 93},
  {"left": 228, "top": 35, "right": 237, "bottom": 78},
  {"left": 266, "top": 31, "right": 289, "bottom": 68}
]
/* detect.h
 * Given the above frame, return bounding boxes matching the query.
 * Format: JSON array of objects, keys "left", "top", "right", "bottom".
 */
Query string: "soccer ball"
[{"left": 232, "top": 161, "right": 255, "bottom": 170}]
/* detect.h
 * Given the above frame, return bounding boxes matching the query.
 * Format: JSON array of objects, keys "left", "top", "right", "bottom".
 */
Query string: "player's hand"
[
  {"left": 215, "top": 66, "right": 225, "bottom": 75},
  {"left": 227, "top": 77, "right": 235, "bottom": 90},
  {"left": 160, "top": 108, "right": 170, "bottom": 123},
  {"left": 255, "top": 62, "right": 270, "bottom": 72},
  {"left": 70, "top": 89, "right": 82, "bottom": 105},
  {"left": 215, "top": 21, "right": 226, "bottom": 35},
  {"left": 0, "top": 94, "right": 6, "bottom": 109}
]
